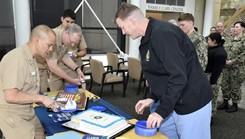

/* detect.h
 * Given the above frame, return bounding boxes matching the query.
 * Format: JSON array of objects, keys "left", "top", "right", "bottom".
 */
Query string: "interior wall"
[
  {"left": 146, "top": 11, "right": 181, "bottom": 22},
  {"left": 0, "top": 0, "right": 15, "bottom": 58},
  {"left": 194, "top": 0, "right": 206, "bottom": 34},
  {"left": 162, "top": 12, "right": 181, "bottom": 22},
  {"left": 214, "top": 0, "right": 222, "bottom": 25}
]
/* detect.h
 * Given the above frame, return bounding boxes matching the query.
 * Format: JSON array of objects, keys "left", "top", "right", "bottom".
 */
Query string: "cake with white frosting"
[{"left": 70, "top": 109, "right": 127, "bottom": 136}]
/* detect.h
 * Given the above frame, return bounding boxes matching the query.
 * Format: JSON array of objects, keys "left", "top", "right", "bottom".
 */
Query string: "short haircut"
[
  {"left": 178, "top": 13, "right": 194, "bottom": 23},
  {"left": 66, "top": 23, "right": 82, "bottom": 38},
  {"left": 114, "top": 3, "right": 140, "bottom": 23},
  {"left": 216, "top": 21, "right": 223, "bottom": 26},
  {"left": 234, "top": 21, "right": 245, "bottom": 28},
  {"left": 209, "top": 32, "right": 225, "bottom": 45},
  {"left": 31, "top": 25, "right": 55, "bottom": 40},
  {"left": 62, "top": 9, "right": 76, "bottom": 20},
  {"left": 210, "top": 27, "right": 216, "bottom": 31}
]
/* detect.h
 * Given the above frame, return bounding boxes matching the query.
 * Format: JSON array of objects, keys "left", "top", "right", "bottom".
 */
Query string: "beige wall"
[
  {"left": 144, "top": 0, "right": 207, "bottom": 34},
  {"left": 214, "top": 0, "right": 222, "bottom": 25},
  {"left": 146, "top": 12, "right": 164, "bottom": 20},
  {"left": 146, "top": 11, "right": 180, "bottom": 22},
  {"left": 194, "top": 0, "right": 206, "bottom": 34}
]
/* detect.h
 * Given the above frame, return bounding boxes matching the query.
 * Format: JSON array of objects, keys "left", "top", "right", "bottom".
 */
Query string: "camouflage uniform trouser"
[
  {"left": 221, "top": 67, "right": 245, "bottom": 104},
  {"left": 207, "top": 74, "right": 222, "bottom": 117}
]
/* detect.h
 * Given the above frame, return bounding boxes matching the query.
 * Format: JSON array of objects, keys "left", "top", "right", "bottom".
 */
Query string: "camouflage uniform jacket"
[
  {"left": 223, "top": 32, "right": 233, "bottom": 46},
  {"left": 223, "top": 36, "right": 245, "bottom": 69},
  {"left": 189, "top": 30, "right": 208, "bottom": 70},
  {"left": 221, "top": 32, "right": 230, "bottom": 41}
]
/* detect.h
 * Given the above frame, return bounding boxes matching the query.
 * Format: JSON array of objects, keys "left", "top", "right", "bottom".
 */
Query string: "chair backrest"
[
  {"left": 90, "top": 59, "right": 105, "bottom": 84},
  {"left": 128, "top": 57, "right": 142, "bottom": 80},
  {"left": 81, "top": 56, "right": 91, "bottom": 74},
  {"left": 107, "top": 52, "right": 119, "bottom": 70}
]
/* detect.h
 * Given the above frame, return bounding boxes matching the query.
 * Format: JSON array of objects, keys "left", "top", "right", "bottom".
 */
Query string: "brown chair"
[
  {"left": 127, "top": 57, "right": 145, "bottom": 95},
  {"left": 80, "top": 57, "right": 92, "bottom": 89},
  {"left": 106, "top": 52, "right": 128, "bottom": 71},
  {"left": 89, "top": 59, "right": 127, "bottom": 97},
  {"left": 81, "top": 58, "right": 91, "bottom": 76}
]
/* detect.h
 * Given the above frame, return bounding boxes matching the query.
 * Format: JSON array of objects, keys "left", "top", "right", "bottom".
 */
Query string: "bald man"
[{"left": 0, "top": 25, "right": 60, "bottom": 139}]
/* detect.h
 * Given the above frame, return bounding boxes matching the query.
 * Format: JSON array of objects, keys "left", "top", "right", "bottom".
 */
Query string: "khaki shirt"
[
  {"left": 36, "top": 28, "right": 68, "bottom": 70},
  {"left": 36, "top": 25, "right": 87, "bottom": 70},
  {"left": 0, "top": 44, "right": 40, "bottom": 107},
  {"left": 54, "top": 25, "right": 87, "bottom": 68},
  {"left": 55, "top": 25, "right": 87, "bottom": 52}
]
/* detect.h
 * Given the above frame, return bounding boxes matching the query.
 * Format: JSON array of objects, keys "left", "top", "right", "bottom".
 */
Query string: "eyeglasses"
[{"left": 67, "top": 31, "right": 79, "bottom": 46}]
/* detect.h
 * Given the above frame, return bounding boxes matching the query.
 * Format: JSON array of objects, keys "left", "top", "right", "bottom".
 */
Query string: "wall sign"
[
  {"left": 146, "top": 3, "right": 185, "bottom": 12},
  {"left": 146, "top": 0, "right": 185, "bottom": 12}
]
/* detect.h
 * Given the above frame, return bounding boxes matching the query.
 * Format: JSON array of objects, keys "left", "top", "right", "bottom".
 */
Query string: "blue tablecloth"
[{"left": 35, "top": 99, "right": 133, "bottom": 136}]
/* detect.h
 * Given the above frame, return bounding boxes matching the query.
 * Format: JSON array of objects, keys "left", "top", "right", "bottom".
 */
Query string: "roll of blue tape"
[
  {"left": 135, "top": 120, "right": 157, "bottom": 136},
  {"left": 64, "top": 84, "right": 78, "bottom": 93}
]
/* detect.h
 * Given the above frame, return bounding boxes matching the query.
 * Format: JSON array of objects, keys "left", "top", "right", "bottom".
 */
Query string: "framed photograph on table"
[{"left": 54, "top": 92, "right": 87, "bottom": 110}]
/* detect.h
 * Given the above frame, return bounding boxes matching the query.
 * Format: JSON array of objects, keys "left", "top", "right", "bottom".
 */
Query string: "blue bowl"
[
  {"left": 135, "top": 120, "right": 157, "bottom": 136},
  {"left": 64, "top": 84, "right": 78, "bottom": 93}
]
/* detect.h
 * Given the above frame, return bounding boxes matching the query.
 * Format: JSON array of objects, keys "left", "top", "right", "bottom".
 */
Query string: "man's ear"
[
  {"left": 129, "top": 17, "right": 136, "bottom": 26},
  {"left": 61, "top": 16, "right": 64, "bottom": 22},
  {"left": 190, "top": 21, "right": 194, "bottom": 26}
]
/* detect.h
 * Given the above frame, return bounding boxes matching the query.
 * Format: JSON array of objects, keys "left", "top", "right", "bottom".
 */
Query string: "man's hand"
[
  {"left": 226, "top": 60, "right": 232, "bottom": 65},
  {"left": 41, "top": 96, "right": 61, "bottom": 112},
  {"left": 147, "top": 112, "right": 163, "bottom": 128},
  {"left": 70, "top": 52, "right": 78, "bottom": 59},
  {"left": 76, "top": 68, "right": 85, "bottom": 81},
  {"left": 135, "top": 98, "right": 154, "bottom": 115},
  {"left": 71, "top": 78, "right": 83, "bottom": 85}
]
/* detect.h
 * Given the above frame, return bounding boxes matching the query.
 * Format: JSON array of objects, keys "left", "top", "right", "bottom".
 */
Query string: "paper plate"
[
  {"left": 89, "top": 106, "right": 107, "bottom": 112},
  {"left": 58, "top": 105, "right": 79, "bottom": 113}
]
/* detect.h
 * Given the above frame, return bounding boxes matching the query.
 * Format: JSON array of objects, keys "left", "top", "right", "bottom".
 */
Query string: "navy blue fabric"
[{"left": 35, "top": 99, "right": 133, "bottom": 135}]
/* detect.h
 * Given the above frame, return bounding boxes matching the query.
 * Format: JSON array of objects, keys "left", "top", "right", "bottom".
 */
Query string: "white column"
[
  {"left": 12, "top": 0, "right": 31, "bottom": 47},
  {"left": 203, "top": 0, "right": 214, "bottom": 37},
  {"left": 128, "top": 0, "right": 141, "bottom": 58}
]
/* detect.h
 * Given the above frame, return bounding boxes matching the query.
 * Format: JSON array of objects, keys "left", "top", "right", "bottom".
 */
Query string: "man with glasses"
[
  {"left": 49, "top": 9, "right": 88, "bottom": 91},
  {"left": 36, "top": 23, "right": 85, "bottom": 92}
]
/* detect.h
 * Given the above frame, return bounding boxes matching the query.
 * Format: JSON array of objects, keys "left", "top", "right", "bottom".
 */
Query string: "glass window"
[{"left": 156, "top": 0, "right": 167, "bottom": 4}]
